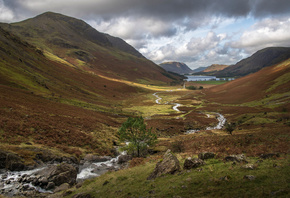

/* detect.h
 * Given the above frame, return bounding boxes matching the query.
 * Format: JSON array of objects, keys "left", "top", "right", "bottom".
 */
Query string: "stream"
[
  {"left": 152, "top": 92, "right": 226, "bottom": 134},
  {"left": 0, "top": 151, "right": 127, "bottom": 196},
  {"left": 0, "top": 92, "right": 226, "bottom": 196}
]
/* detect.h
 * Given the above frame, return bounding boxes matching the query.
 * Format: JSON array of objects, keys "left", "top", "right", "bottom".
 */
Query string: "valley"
[{"left": 0, "top": 12, "right": 289, "bottom": 198}]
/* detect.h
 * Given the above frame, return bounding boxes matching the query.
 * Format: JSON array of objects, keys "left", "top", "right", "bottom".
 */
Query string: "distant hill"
[
  {"left": 193, "top": 64, "right": 229, "bottom": 75},
  {"left": 0, "top": 12, "right": 181, "bottom": 84},
  {"left": 205, "top": 58, "right": 290, "bottom": 104},
  {"left": 191, "top": 67, "right": 208, "bottom": 73},
  {"left": 159, "top": 62, "right": 192, "bottom": 74},
  {"left": 203, "top": 64, "right": 229, "bottom": 72},
  {"left": 215, "top": 47, "right": 290, "bottom": 77}
]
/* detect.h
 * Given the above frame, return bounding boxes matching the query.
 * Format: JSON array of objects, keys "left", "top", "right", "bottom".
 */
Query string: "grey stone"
[
  {"left": 147, "top": 149, "right": 180, "bottom": 180},
  {"left": 183, "top": 157, "right": 205, "bottom": 170},
  {"left": 198, "top": 152, "right": 215, "bottom": 160},
  {"left": 224, "top": 154, "right": 248, "bottom": 163},
  {"left": 243, "top": 175, "right": 256, "bottom": 181}
]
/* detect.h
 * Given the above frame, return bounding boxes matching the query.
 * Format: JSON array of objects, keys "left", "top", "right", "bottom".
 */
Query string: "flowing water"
[{"left": 153, "top": 92, "right": 226, "bottom": 134}]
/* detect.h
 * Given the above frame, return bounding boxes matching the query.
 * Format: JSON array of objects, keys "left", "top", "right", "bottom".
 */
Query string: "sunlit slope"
[
  {"left": 204, "top": 58, "right": 290, "bottom": 107},
  {"left": 0, "top": 12, "right": 182, "bottom": 84}
]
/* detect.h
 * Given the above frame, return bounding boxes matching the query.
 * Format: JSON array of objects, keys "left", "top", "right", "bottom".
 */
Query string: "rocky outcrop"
[
  {"left": 117, "top": 155, "right": 132, "bottom": 164},
  {"left": 33, "top": 162, "right": 77, "bottom": 191},
  {"left": 0, "top": 150, "right": 26, "bottom": 171},
  {"left": 198, "top": 152, "right": 215, "bottom": 160},
  {"left": 224, "top": 154, "right": 248, "bottom": 163},
  {"left": 147, "top": 149, "right": 180, "bottom": 180},
  {"left": 183, "top": 158, "right": 205, "bottom": 170}
]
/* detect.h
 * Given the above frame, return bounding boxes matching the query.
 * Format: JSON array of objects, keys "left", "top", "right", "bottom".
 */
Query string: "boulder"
[
  {"left": 243, "top": 175, "right": 256, "bottom": 181},
  {"left": 147, "top": 149, "right": 180, "bottom": 180},
  {"left": 82, "top": 154, "right": 111, "bottom": 163},
  {"left": 224, "top": 154, "right": 248, "bottom": 163},
  {"left": 0, "top": 150, "right": 26, "bottom": 171},
  {"left": 36, "top": 163, "right": 77, "bottom": 187},
  {"left": 241, "top": 164, "right": 256, "bottom": 170},
  {"left": 183, "top": 158, "right": 205, "bottom": 170},
  {"left": 198, "top": 152, "right": 215, "bottom": 160},
  {"left": 117, "top": 155, "right": 132, "bottom": 164},
  {"left": 54, "top": 183, "right": 70, "bottom": 193}
]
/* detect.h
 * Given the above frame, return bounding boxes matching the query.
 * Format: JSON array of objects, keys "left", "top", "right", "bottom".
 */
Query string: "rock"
[
  {"left": 243, "top": 175, "right": 256, "bottom": 181},
  {"left": 117, "top": 155, "right": 132, "bottom": 164},
  {"left": 147, "top": 149, "right": 180, "bottom": 180},
  {"left": 54, "top": 183, "right": 70, "bottom": 193},
  {"left": 36, "top": 163, "right": 78, "bottom": 187},
  {"left": 72, "top": 193, "right": 92, "bottom": 198},
  {"left": 224, "top": 154, "right": 248, "bottom": 163},
  {"left": 219, "top": 176, "right": 230, "bottom": 181},
  {"left": 82, "top": 154, "right": 111, "bottom": 163},
  {"left": 183, "top": 158, "right": 205, "bottom": 170},
  {"left": 46, "top": 182, "right": 55, "bottom": 190},
  {"left": 241, "top": 164, "right": 255, "bottom": 170},
  {"left": 259, "top": 153, "right": 280, "bottom": 159},
  {"left": 198, "top": 152, "right": 215, "bottom": 160},
  {"left": 0, "top": 150, "right": 26, "bottom": 171}
]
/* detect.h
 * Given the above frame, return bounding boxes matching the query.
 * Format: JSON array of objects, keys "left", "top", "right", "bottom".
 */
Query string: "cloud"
[
  {"left": 231, "top": 17, "right": 290, "bottom": 54},
  {"left": 0, "top": 0, "right": 15, "bottom": 22},
  {"left": 2, "top": 0, "right": 290, "bottom": 69}
]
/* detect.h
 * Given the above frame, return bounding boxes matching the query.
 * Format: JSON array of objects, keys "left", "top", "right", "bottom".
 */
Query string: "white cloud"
[
  {"left": 0, "top": 0, "right": 14, "bottom": 22},
  {"left": 231, "top": 17, "right": 290, "bottom": 54}
]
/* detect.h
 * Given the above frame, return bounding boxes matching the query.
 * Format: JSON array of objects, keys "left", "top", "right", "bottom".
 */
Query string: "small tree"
[
  {"left": 118, "top": 116, "right": 157, "bottom": 157},
  {"left": 224, "top": 122, "right": 236, "bottom": 135}
]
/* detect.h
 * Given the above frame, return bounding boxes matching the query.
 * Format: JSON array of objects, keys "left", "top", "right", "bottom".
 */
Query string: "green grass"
[{"left": 62, "top": 156, "right": 289, "bottom": 198}]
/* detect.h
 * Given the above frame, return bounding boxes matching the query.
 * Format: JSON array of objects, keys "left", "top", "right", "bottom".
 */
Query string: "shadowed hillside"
[
  {"left": 159, "top": 61, "right": 192, "bottom": 74},
  {"left": 0, "top": 12, "right": 182, "bottom": 84},
  {"left": 215, "top": 47, "right": 290, "bottom": 77}
]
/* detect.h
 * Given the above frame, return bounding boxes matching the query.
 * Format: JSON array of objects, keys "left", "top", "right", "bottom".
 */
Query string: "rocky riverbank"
[{"left": 0, "top": 149, "right": 131, "bottom": 197}]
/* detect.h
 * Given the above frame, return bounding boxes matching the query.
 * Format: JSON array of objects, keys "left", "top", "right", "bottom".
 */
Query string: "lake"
[{"left": 185, "top": 75, "right": 234, "bottom": 81}]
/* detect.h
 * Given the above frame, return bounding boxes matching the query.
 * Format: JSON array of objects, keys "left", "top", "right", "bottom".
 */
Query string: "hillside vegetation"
[
  {"left": 0, "top": 12, "right": 289, "bottom": 198},
  {"left": 0, "top": 12, "right": 182, "bottom": 84}
]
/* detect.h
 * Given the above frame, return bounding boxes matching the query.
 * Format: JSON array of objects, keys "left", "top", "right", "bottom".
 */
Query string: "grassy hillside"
[
  {"left": 0, "top": 25, "right": 154, "bottom": 161},
  {"left": 0, "top": 12, "right": 182, "bottom": 84},
  {"left": 215, "top": 47, "right": 290, "bottom": 77}
]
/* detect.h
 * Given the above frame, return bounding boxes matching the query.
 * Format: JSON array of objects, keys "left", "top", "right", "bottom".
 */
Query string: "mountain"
[
  {"left": 191, "top": 66, "right": 208, "bottom": 73},
  {"left": 205, "top": 58, "right": 290, "bottom": 105},
  {"left": 193, "top": 64, "right": 229, "bottom": 75},
  {"left": 0, "top": 12, "right": 181, "bottom": 84},
  {"left": 159, "top": 61, "right": 192, "bottom": 74},
  {"left": 215, "top": 47, "right": 290, "bottom": 77},
  {"left": 0, "top": 13, "right": 183, "bottom": 160},
  {"left": 203, "top": 64, "right": 229, "bottom": 72}
]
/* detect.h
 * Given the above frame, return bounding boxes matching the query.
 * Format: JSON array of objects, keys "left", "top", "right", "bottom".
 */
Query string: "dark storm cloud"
[
  {"left": 1, "top": 0, "right": 290, "bottom": 68},
  {"left": 4, "top": 0, "right": 290, "bottom": 24}
]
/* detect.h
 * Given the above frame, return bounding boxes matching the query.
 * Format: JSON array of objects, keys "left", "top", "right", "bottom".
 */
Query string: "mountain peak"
[{"left": 160, "top": 62, "right": 192, "bottom": 75}]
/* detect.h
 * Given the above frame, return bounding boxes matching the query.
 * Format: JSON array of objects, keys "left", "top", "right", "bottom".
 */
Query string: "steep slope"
[
  {"left": 159, "top": 61, "right": 192, "bottom": 74},
  {"left": 0, "top": 26, "right": 149, "bottom": 158},
  {"left": 191, "top": 66, "right": 208, "bottom": 73},
  {"left": 203, "top": 64, "right": 229, "bottom": 72},
  {"left": 193, "top": 64, "right": 229, "bottom": 75},
  {"left": 204, "top": 58, "right": 290, "bottom": 105},
  {"left": 215, "top": 47, "right": 290, "bottom": 77},
  {"left": 0, "top": 12, "right": 181, "bottom": 84}
]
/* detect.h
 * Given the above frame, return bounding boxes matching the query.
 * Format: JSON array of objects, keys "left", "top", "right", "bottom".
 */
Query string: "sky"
[{"left": 1, "top": 0, "right": 290, "bottom": 69}]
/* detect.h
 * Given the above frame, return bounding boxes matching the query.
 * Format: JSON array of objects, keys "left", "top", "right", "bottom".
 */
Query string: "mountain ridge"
[
  {"left": 159, "top": 61, "right": 192, "bottom": 74},
  {"left": 0, "top": 12, "right": 182, "bottom": 84},
  {"left": 215, "top": 47, "right": 290, "bottom": 77}
]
